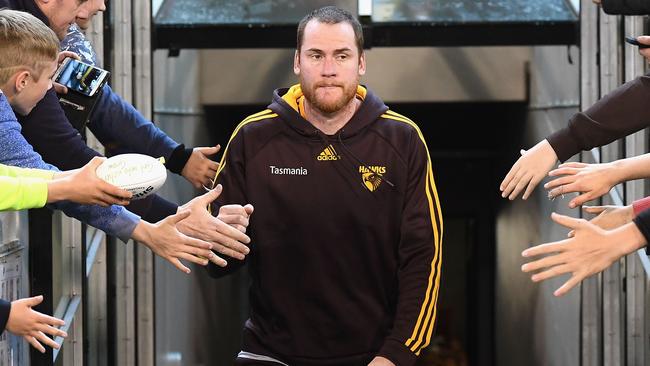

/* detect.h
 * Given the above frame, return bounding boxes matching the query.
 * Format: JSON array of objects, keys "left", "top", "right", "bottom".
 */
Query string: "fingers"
[
  {"left": 530, "top": 264, "right": 571, "bottom": 283},
  {"left": 568, "top": 230, "right": 575, "bottom": 238},
  {"left": 548, "top": 167, "right": 581, "bottom": 177},
  {"left": 33, "top": 330, "right": 60, "bottom": 350},
  {"left": 522, "top": 241, "right": 565, "bottom": 258},
  {"left": 244, "top": 204, "right": 254, "bottom": 215},
  {"left": 638, "top": 36, "right": 650, "bottom": 45},
  {"left": 180, "top": 235, "right": 213, "bottom": 251},
  {"left": 53, "top": 82, "right": 68, "bottom": 95},
  {"left": 169, "top": 258, "right": 191, "bottom": 274},
  {"left": 198, "top": 145, "right": 221, "bottom": 157},
  {"left": 36, "top": 322, "right": 67, "bottom": 338},
  {"left": 176, "top": 252, "right": 209, "bottom": 267},
  {"left": 26, "top": 295, "right": 44, "bottom": 307},
  {"left": 198, "top": 184, "right": 223, "bottom": 206},
  {"left": 500, "top": 164, "right": 519, "bottom": 194},
  {"left": 58, "top": 51, "right": 80, "bottom": 63},
  {"left": 207, "top": 252, "right": 228, "bottom": 267},
  {"left": 544, "top": 175, "right": 575, "bottom": 190},
  {"left": 218, "top": 214, "right": 250, "bottom": 229},
  {"left": 583, "top": 205, "right": 607, "bottom": 215},
  {"left": 509, "top": 172, "right": 533, "bottom": 200},
  {"left": 554, "top": 274, "right": 583, "bottom": 297},
  {"left": 550, "top": 212, "right": 584, "bottom": 230},
  {"left": 521, "top": 253, "right": 567, "bottom": 273},
  {"left": 25, "top": 336, "right": 45, "bottom": 353},
  {"left": 35, "top": 311, "right": 65, "bottom": 328},
  {"left": 522, "top": 174, "right": 543, "bottom": 200},
  {"left": 167, "top": 210, "right": 192, "bottom": 225},
  {"left": 557, "top": 162, "right": 587, "bottom": 169},
  {"left": 569, "top": 192, "right": 597, "bottom": 208}
]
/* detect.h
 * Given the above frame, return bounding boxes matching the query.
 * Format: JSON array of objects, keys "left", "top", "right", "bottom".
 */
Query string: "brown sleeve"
[{"left": 547, "top": 74, "right": 650, "bottom": 162}]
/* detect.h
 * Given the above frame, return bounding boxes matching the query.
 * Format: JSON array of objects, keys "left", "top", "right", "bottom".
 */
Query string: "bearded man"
[{"left": 207, "top": 6, "right": 443, "bottom": 366}]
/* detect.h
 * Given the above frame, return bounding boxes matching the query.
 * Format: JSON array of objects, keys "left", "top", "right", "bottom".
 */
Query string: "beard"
[{"left": 301, "top": 77, "right": 358, "bottom": 114}]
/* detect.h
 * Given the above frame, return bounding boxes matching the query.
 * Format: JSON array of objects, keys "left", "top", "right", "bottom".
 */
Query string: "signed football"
[{"left": 96, "top": 154, "right": 167, "bottom": 200}]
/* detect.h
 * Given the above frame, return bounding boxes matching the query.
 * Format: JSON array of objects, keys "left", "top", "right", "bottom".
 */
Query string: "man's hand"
[
  {"left": 132, "top": 210, "right": 222, "bottom": 273},
  {"left": 592, "top": 0, "right": 601, "bottom": 4},
  {"left": 501, "top": 139, "right": 558, "bottom": 200},
  {"left": 176, "top": 185, "right": 252, "bottom": 261},
  {"left": 48, "top": 156, "right": 132, "bottom": 206},
  {"left": 521, "top": 213, "right": 645, "bottom": 297},
  {"left": 545, "top": 162, "right": 619, "bottom": 208},
  {"left": 637, "top": 36, "right": 650, "bottom": 62},
  {"left": 53, "top": 51, "right": 80, "bottom": 94},
  {"left": 567, "top": 205, "right": 634, "bottom": 237},
  {"left": 181, "top": 145, "right": 220, "bottom": 189},
  {"left": 6, "top": 295, "right": 67, "bottom": 353},
  {"left": 218, "top": 204, "right": 254, "bottom": 233},
  {"left": 368, "top": 357, "right": 396, "bottom": 366}
]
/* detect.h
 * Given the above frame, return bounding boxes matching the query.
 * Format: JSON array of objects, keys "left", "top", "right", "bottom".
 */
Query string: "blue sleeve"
[
  {"left": 0, "top": 111, "right": 139, "bottom": 242},
  {"left": 89, "top": 84, "right": 180, "bottom": 162}
]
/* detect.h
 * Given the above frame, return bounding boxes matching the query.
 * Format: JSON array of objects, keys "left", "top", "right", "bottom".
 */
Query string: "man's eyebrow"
[{"left": 334, "top": 48, "right": 353, "bottom": 53}]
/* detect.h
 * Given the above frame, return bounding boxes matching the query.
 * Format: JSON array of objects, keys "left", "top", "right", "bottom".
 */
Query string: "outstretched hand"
[{"left": 500, "top": 139, "right": 558, "bottom": 200}]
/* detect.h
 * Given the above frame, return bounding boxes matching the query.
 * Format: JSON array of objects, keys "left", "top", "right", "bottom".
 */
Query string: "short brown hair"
[
  {"left": 0, "top": 9, "right": 59, "bottom": 85},
  {"left": 297, "top": 6, "right": 364, "bottom": 54}
]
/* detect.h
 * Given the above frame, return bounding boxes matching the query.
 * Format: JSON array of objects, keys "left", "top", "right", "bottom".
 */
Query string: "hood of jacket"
[{"left": 268, "top": 84, "right": 388, "bottom": 141}]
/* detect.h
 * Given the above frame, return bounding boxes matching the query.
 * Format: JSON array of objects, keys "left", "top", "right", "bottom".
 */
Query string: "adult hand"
[
  {"left": 218, "top": 204, "right": 254, "bottom": 233},
  {"left": 132, "top": 210, "right": 220, "bottom": 274},
  {"left": 545, "top": 162, "right": 619, "bottom": 208},
  {"left": 567, "top": 205, "right": 634, "bottom": 237},
  {"left": 592, "top": 0, "right": 601, "bottom": 4},
  {"left": 181, "top": 145, "right": 221, "bottom": 189},
  {"left": 521, "top": 213, "right": 644, "bottom": 297},
  {"left": 500, "top": 139, "right": 558, "bottom": 200},
  {"left": 48, "top": 157, "right": 132, "bottom": 206},
  {"left": 637, "top": 36, "right": 650, "bottom": 62},
  {"left": 5, "top": 296, "right": 67, "bottom": 353},
  {"left": 176, "top": 185, "right": 251, "bottom": 261},
  {"left": 368, "top": 356, "right": 396, "bottom": 366},
  {"left": 53, "top": 51, "right": 80, "bottom": 94}
]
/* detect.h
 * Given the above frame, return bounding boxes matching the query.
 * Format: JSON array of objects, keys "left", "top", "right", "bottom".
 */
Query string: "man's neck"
[{"left": 304, "top": 97, "right": 361, "bottom": 136}]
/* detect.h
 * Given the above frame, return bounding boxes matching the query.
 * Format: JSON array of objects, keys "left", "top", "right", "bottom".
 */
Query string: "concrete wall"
[{"left": 495, "top": 45, "right": 581, "bottom": 366}]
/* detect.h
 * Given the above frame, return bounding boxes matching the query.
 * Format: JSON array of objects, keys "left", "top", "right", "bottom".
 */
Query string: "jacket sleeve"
[
  {"left": 547, "top": 74, "right": 650, "bottom": 162},
  {"left": 206, "top": 128, "right": 249, "bottom": 278},
  {"left": 0, "top": 299, "right": 10, "bottom": 335},
  {"left": 377, "top": 128, "right": 443, "bottom": 366},
  {"left": 601, "top": 0, "right": 650, "bottom": 14},
  {"left": 88, "top": 84, "right": 191, "bottom": 174},
  {"left": 0, "top": 164, "right": 54, "bottom": 180},
  {"left": 0, "top": 176, "right": 48, "bottom": 210}
]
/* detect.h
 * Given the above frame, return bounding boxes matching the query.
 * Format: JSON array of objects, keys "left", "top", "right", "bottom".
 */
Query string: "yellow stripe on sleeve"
[{"left": 381, "top": 111, "right": 444, "bottom": 355}]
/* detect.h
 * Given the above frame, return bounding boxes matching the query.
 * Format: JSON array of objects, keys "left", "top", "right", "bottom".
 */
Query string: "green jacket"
[{"left": 0, "top": 164, "right": 54, "bottom": 211}]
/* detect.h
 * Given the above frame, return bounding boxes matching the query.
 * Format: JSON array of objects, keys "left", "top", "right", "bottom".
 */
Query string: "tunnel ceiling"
[{"left": 154, "top": 0, "right": 578, "bottom": 49}]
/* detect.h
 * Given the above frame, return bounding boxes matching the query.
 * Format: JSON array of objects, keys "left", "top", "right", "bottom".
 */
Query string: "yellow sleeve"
[
  {"left": 0, "top": 164, "right": 55, "bottom": 180},
  {"left": 0, "top": 176, "right": 49, "bottom": 211}
]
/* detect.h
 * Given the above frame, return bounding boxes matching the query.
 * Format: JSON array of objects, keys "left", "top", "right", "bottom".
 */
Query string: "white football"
[{"left": 96, "top": 154, "right": 167, "bottom": 200}]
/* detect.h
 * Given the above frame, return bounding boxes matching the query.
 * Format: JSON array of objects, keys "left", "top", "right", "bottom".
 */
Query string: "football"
[{"left": 96, "top": 154, "right": 167, "bottom": 200}]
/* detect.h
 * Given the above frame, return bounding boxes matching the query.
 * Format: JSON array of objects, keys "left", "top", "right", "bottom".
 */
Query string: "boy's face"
[{"left": 12, "top": 61, "right": 57, "bottom": 116}]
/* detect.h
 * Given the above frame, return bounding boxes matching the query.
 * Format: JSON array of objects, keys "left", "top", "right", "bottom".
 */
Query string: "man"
[
  {"left": 0, "top": 0, "right": 253, "bottom": 264},
  {"left": 208, "top": 7, "right": 442, "bottom": 366}
]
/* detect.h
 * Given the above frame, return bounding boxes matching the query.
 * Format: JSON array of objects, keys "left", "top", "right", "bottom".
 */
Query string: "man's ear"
[
  {"left": 358, "top": 51, "right": 366, "bottom": 76},
  {"left": 293, "top": 50, "right": 300, "bottom": 76},
  {"left": 13, "top": 71, "right": 30, "bottom": 94}
]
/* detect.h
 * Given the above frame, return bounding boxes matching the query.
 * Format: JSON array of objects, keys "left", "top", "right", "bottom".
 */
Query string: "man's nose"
[{"left": 321, "top": 57, "right": 337, "bottom": 77}]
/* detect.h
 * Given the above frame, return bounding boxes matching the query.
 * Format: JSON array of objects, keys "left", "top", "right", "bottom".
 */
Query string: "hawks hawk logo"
[{"left": 359, "top": 166, "right": 387, "bottom": 192}]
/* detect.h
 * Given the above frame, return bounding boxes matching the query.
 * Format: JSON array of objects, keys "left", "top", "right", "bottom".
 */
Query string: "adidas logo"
[{"left": 317, "top": 144, "right": 341, "bottom": 161}]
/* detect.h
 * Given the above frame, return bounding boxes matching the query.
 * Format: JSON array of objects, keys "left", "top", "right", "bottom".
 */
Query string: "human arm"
[
  {"left": 599, "top": 0, "right": 650, "bottom": 14},
  {"left": 521, "top": 213, "right": 646, "bottom": 296},
  {"left": 3, "top": 296, "right": 66, "bottom": 353},
  {"left": 376, "top": 129, "right": 442, "bottom": 366}
]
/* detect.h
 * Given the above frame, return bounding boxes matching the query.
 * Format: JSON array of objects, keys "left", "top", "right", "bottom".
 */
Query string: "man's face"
[
  {"left": 76, "top": 0, "right": 106, "bottom": 30},
  {"left": 294, "top": 20, "right": 366, "bottom": 115},
  {"left": 12, "top": 61, "right": 57, "bottom": 116},
  {"left": 40, "top": 0, "right": 89, "bottom": 39}
]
